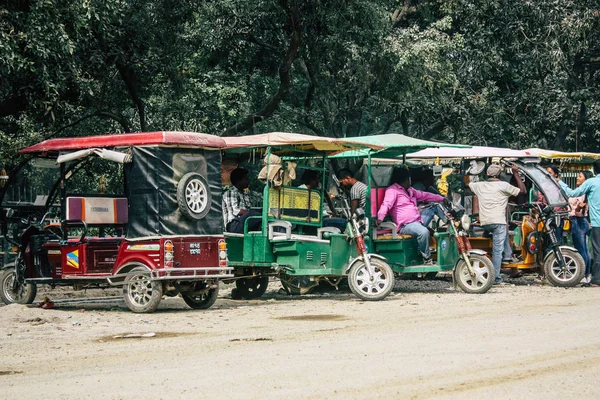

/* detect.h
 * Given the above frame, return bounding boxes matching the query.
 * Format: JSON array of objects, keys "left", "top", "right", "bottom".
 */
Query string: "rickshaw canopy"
[
  {"left": 222, "top": 132, "right": 384, "bottom": 154},
  {"left": 330, "top": 133, "right": 470, "bottom": 159},
  {"left": 523, "top": 148, "right": 600, "bottom": 164},
  {"left": 406, "top": 145, "right": 535, "bottom": 163},
  {"left": 19, "top": 131, "right": 226, "bottom": 155}
]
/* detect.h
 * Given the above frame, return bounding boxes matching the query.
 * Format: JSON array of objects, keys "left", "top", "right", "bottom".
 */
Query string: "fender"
[
  {"left": 1, "top": 262, "right": 15, "bottom": 271},
  {"left": 543, "top": 245, "right": 577, "bottom": 262},
  {"left": 113, "top": 260, "right": 150, "bottom": 277},
  {"left": 345, "top": 253, "right": 387, "bottom": 274},
  {"left": 468, "top": 249, "right": 487, "bottom": 256}
]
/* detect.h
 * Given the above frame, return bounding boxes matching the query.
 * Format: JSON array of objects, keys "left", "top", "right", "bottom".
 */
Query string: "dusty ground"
[{"left": 1, "top": 275, "right": 599, "bottom": 400}]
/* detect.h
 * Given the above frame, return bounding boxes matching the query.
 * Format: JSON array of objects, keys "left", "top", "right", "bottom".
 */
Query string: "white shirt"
[{"left": 469, "top": 180, "right": 520, "bottom": 225}]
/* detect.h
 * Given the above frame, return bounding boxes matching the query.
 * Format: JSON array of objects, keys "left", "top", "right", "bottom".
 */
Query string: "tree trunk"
[{"left": 221, "top": 1, "right": 302, "bottom": 137}]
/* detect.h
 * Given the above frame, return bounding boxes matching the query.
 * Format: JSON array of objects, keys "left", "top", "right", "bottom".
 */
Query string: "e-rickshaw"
[
  {"left": 223, "top": 133, "right": 481, "bottom": 301},
  {"left": 329, "top": 135, "right": 495, "bottom": 297},
  {"left": 221, "top": 132, "right": 384, "bottom": 299},
  {"left": 0, "top": 132, "right": 232, "bottom": 312},
  {"left": 406, "top": 147, "right": 586, "bottom": 286}
]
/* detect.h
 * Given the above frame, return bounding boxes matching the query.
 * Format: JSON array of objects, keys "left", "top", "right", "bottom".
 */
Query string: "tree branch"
[
  {"left": 422, "top": 120, "right": 446, "bottom": 140},
  {"left": 115, "top": 60, "right": 146, "bottom": 131},
  {"left": 46, "top": 111, "right": 131, "bottom": 140},
  {"left": 221, "top": 1, "right": 302, "bottom": 137},
  {"left": 392, "top": 0, "right": 416, "bottom": 28},
  {"left": 375, "top": 115, "right": 401, "bottom": 135}
]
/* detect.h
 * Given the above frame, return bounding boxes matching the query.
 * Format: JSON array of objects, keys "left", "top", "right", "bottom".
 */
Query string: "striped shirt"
[
  {"left": 222, "top": 186, "right": 252, "bottom": 226},
  {"left": 350, "top": 181, "right": 367, "bottom": 210}
]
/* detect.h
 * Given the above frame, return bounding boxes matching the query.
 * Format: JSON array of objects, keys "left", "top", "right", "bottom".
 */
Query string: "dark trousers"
[
  {"left": 590, "top": 227, "right": 600, "bottom": 284},
  {"left": 227, "top": 211, "right": 261, "bottom": 234},
  {"left": 571, "top": 217, "right": 591, "bottom": 276}
]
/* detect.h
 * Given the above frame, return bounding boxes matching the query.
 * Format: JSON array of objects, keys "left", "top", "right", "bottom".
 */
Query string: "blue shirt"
[{"left": 559, "top": 176, "right": 600, "bottom": 227}]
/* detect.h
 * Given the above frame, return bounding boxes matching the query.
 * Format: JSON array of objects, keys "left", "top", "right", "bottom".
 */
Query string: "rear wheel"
[
  {"left": 280, "top": 275, "right": 316, "bottom": 295},
  {"left": 348, "top": 258, "right": 394, "bottom": 301},
  {"left": 453, "top": 254, "right": 494, "bottom": 294},
  {"left": 181, "top": 284, "right": 219, "bottom": 309},
  {"left": 235, "top": 276, "right": 269, "bottom": 299},
  {"left": 0, "top": 269, "right": 37, "bottom": 305},
  {"left": 122, "top": 266, "right": 163, "bottom": 313},
  {"left": 544, "top": 248, "right": 584, "bottom": 287}
]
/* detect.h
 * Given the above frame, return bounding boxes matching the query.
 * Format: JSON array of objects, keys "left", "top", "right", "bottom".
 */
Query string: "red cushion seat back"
[{"left": 370, "top": 187, "right": 387, "bottom": 218}]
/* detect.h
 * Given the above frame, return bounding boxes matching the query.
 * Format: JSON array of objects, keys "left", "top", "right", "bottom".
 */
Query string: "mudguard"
[
  {"left": 543, "top": 246, "right": 577, "bottom": 263},
  {"left": 468, "top": 249, "right": 487, "bottom": 256},
  {"left": 345, "top": 253, "right": 387, "bottom": 274},
  {"left": 1, "top": 263, "right": 15, "bottom": 271}
]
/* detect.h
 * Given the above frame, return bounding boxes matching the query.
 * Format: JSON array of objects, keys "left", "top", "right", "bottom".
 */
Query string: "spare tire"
[{"left": 177, "top": 172, "right": 212, "bottom": 220}]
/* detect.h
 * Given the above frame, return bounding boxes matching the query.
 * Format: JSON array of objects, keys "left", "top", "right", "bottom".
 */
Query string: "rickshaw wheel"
[
  {"left": 181, "top": 285, "right": 219, "bottom": 309},
  {"left": 453, "top": 254, "right": 494, "bottom": 294},
  {"left": 280, "top": 275, "right": 316, "bottom": 295},
  {"left": 122, "top": 266, "right": 163, "bottom": 313},
  {"left": 347, "top": 258, "right": 394, "bottom": 301},
  {"left": 177, "top": 172, "right": 212, "bottom": 220},
  {"left": 544, "top": 248, "right": 584, "bottom": 287},
  {"left": 0, "top": 269, "right": 37, "bottom": 305},
  {"left": 235, "top": 276, "right": 269, "bottom": 299}
]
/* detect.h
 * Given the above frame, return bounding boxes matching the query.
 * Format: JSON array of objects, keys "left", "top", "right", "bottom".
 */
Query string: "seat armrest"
[
  {"left": 268, "top": 221, "right": 292, "bottom": 240},
  {"left": 317, "top": 227, "right": 341, "bottom": 240},
  {"left": 373, "top": 222, "right": 398, "bottom": 240}
]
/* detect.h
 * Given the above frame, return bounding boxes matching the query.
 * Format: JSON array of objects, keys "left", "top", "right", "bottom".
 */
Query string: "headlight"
[{"left": 460, "top": 214, "right": 471, "bottom": 231}]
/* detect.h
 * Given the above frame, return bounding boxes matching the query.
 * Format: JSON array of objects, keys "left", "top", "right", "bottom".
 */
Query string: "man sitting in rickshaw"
[
  {"left": 375, "top": 166, "right": 444, "bottom": 264},
  {"left": 338, "top": 169, "right": 367, "bottom": 214},
  {"left": 468, "top": 164, "right": 526, "bottom": 285},
  {"left": 223, "top": 168, "right": 261, "bottom": 234}
]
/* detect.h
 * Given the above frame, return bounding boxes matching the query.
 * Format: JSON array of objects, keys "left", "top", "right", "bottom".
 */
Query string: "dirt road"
[{"left": 1, "top": 278, "right": 599, "bottom": 399}]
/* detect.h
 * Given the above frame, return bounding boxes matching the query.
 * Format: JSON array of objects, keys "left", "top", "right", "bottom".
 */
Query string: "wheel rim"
[
  {"left": 353, "top": 262, "right": 392, "bottom": 296},
  {"left": 127, "top": 274, "right": 155, "bottom": 307},
  {"left": 549, "top": 254, "right": 579, "bottom": 282},
  {"left": 2, "top": 272, "right": 27, "bottom": 303},
  {"left": 185, "top": 179, "right": 208, "bottom": 214},
  {"left": 457, "top": 259, "right": 490, "bottom": 289}
]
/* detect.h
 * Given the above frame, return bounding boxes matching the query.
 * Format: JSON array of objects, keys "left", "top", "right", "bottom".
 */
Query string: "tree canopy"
[{"left": 1, "top": 0, "right": 599, "bottom": 167}]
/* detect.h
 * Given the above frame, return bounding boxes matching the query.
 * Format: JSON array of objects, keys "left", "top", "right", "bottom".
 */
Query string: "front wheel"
[
  {"left": 347, "top": 257, "right": 394, "bottom": 301},
  {"left": 453, "top": 254, "right": 494, "bottom": 294},
  {"left": 0, "top": 269, "right": 37, "bottom": 305},
  {"left": 122, "top": 266, "right": 163, "bottom": 313},
  {"left": 181, "top": 285, "right": 219, "bottom": 309},
  {"left": 544, "top": 248, "right": 585, "bottom": 287}
]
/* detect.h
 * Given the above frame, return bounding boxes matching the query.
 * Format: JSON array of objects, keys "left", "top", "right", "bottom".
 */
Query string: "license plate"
[{"left": 189, "top": 243, "right": 201, "bottom": 255}]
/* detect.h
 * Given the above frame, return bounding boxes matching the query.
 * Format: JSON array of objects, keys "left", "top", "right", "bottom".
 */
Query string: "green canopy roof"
[{"left": 333, "top": 133, "right": 469, "bottom": 158}]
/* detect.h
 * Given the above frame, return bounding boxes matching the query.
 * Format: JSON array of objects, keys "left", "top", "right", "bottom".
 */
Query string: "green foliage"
[{"left": 1, "top": 0, "right": 600, "bottom": 175}]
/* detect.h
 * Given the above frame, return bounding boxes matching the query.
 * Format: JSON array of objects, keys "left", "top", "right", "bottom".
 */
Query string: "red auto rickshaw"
[{"left": 0, "top": 131, "right": 232, "bottom": 312}]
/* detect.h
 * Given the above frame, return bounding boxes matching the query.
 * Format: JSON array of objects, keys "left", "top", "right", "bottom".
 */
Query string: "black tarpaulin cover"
[{"left": 125, "top": 147, "right": 223, "bottom": 238}]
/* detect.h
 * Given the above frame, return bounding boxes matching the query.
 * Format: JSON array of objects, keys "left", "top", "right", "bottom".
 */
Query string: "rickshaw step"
[{"left": 394, "top": 265, "right": 440, "bottom": 273}]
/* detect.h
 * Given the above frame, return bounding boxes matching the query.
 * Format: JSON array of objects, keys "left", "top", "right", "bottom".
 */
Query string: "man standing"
[
  {"left": 375, "top": 167, "right": 444, "bottom": 264},
  {"left": 338, "top": 169, "right": 367, "bottom": 214},
  {"left": 469, "top": 164, "right": 526, "bottom": 285},
  {"left": 222, "top": 168, "right": 261, "bottom": 234},
  {"left": 558, "top": 160, "right": 600, "bottom": 287}
]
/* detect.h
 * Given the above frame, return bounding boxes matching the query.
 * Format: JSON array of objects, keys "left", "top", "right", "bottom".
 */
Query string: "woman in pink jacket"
[{"left": 375, "top": 167, "right": 444, "bottom": 264}]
